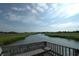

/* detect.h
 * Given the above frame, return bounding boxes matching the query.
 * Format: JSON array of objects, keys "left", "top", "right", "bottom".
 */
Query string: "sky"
[{"left": 0, "top": 3, "right": 79, "bottom": 32}]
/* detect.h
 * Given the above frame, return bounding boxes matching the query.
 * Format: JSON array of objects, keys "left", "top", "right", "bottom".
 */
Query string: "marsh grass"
[
  {"left": 0, "top": 33, "right": 34, "bottom": 45},
  {"left": 44, "top": 32, "right": 79, "bottom": 41},
  {"left": 0, "top": 32, "right": 79, "bottom": 45}
]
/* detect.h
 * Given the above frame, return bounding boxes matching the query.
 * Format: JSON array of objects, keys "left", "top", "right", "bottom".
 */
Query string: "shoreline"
[
  {"left": 44, "top": 32, "right": 79, "bottom": 41},
  {"left": 0, "top": 33, "right": 37, "bottom": 46}
]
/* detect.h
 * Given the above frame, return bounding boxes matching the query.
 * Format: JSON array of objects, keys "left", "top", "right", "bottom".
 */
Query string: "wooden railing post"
[
  {"left": 59, "top": 45, "right": 61, "bottom": 55},
  {"left": 53, "top": 44, "right": 55, "bottom": 51},
  {"left": 53, "top": 44, "right": 55, "bottom": 52},
  {"left": 1, "top": 41, "right": 79, "bottom": 56},
  {"left": 65, "top": 47, "right": 67, "bottom": 56},
  {"left": 56, "top": 45, "right": 58, "bottom": 54},
  {"left": 69, "top": 48, "right": 71, "bottom": 56},
  {"left": 74, "top": 49, "right": 79, "bottom": 56},
  {"left": 62, "top": 46, "right": 64, "bottom": 56},
  {"left": 44, "top": 42, "right": 47, "bottom": 47},
  {"left": 73, "top": 49, "right": 75, "bottom": 56}
]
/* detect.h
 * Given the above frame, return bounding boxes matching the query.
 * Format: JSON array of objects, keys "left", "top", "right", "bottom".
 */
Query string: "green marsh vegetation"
[
  {"left": 0, "top": 31, "right": 79, "bottom": 46},
  {"left": 0, "top": 32, "right": 37, "bottom": 46},
  {"left": 44, "top": 31, "right": 79, "bottom": 41}
]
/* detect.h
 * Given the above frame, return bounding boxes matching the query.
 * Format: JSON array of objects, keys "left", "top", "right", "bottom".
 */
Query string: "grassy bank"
[
  {"left": 0, "top": 32, "right": 36, "bottom": 46},
  {"left": 44, "top": 32, "right": 79, "bottom": 41}
]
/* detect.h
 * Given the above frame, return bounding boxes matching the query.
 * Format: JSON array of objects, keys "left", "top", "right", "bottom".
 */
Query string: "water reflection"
[{"left": 7, "top": 34, "right": 79, "bottom": 49}]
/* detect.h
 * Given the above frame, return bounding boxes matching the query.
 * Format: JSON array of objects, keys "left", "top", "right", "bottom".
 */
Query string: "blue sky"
[{"left": 0, "top": 3, "right": 79, "bottom": 32}]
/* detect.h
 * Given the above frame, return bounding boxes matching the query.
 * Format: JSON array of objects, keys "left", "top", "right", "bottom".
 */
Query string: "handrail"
[
  {"left": 46, "top": 42, "right": 79, "bottom": 56},
  {"left": 1, "top": 41, "right": 46, "bottom": 56},
  {"left": 0, "top": 41, "right": 79, "bottom": 56}
]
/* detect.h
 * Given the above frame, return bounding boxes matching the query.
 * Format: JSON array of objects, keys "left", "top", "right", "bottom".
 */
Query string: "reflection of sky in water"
[{"left": 7, "top": 34, "right": 79, "bottom": 49}]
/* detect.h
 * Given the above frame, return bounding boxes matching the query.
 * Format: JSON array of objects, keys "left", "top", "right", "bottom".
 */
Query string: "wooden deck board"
[{"left": 15, "top": 47, "right": 51, "bottom": 56}]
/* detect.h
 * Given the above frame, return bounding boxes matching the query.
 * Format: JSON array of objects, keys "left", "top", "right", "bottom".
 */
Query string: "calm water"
[{"left": 7, "top": 34, "right": 79, "bottom": 49}]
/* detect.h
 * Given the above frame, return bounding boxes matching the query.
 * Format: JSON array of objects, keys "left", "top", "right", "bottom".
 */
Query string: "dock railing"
[
  {"left": 1, "top": 41, "right": 46, "bottom": 56},
  {"left": 0, "top": 41, "right": 79, "bottom": 56},
  {"left": 46, "top": 42, "right": 79, "bottom": 56}
]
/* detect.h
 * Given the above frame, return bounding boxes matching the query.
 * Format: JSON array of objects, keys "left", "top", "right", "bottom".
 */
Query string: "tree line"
[{"left": 0, "top": 31, "right": 79, "bottom": 34}]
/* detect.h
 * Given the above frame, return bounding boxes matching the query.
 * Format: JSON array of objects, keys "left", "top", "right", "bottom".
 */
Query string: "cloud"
[
  {"left": 37, "top": 3, "right": 48, "bottom": 10},
  {"left": 5, "top": 12, "right": 40, "bottom": 23},
  {"left": 0, "top": 20, "right": 15, "bottom": 31},
  {"left": 7, "top": 14, "right": 21, "bottom": 21},
  {"left": 36, "top": 7, "right": 44, "bottom": 13},
  {"left": 1, "top": 3, "right": 79, "bottom": 32},
  {"left": 12, "top": 7, "right": 26, "bottom": 11},
  {"left": 31, "top": 9, "right": 38, "bottom": 14},
  {"left": 0, "top": 10, "right": 2, "bottom": 13},
  {"left": 63, "top": 4, "right": 79, "bottom": 18},
  {"left": 50, "top": 22, "right": 79, "bottom": 31},
  {"left": 47, "top": 3, "right": 79, "bottom": 18},
  {"left": 6, "top": 4, "right": 79, "bottom": 22},
  {"left": 26, "top": 6, "right": 31, "bottom": 10}
]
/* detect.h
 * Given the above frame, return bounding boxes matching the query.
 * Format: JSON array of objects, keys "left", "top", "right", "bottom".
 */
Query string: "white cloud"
[
  {"left": 5, "top": 12, "right": 40, "bottom": 24},
  {"left": 12, "top": 7, "right": 26, "bottom": 11},
  {"left": 49, "top": 3, "right": 79, "bottom": 18},
  {"left": 7, "top": 14, "right": 21, "bottom": 21},
  {"left": 50, "top": 22, "right": 79, "bottom": 31},
  {"left": 63, "top": 4, "right": 79, "bottom": 18},
  {"left": 35, "top": 3, "right": 48, "bottom": 13},
  {"left": 37, "top": 3, "right": 48, "bottom": 10},
  {"left": 36, "top": 7, "right": 44, "bottom": 13},
  {"left": 31, "top": 9, "right": 38, "bottom": 14},
  {"left": 26, "top": 6, "right": 31, "bottom": 10},
  {"left": 0, "top": 21, "right": 15, "bottom": 31},
  {"left": 51, "top": 4, "right": 58, "bottom": 11},
  {"left": 0, "top": 10, "right": 2, "bottom": 13},
  {"left": 2, "top": 3, "right": 79, "bottom": 32}
]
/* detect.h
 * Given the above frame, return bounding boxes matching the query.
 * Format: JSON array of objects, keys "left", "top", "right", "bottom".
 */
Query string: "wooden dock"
[
  {"left": 0, "top": 41, "right": 79, "bottom": 56},
  {"left": 15, "top": 47, "right": 51, "bottom": 56}
]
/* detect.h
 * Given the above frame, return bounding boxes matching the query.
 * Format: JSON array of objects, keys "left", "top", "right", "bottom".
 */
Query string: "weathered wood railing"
[
  {"left": 1, "top": 41, "right": 46, "bottom": 56},
  {"left": 46, "top": 42, "right": 79, "bottom": 56},
  {"left": 0, "top": 41, "right": 79, "bottom": 56}
]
